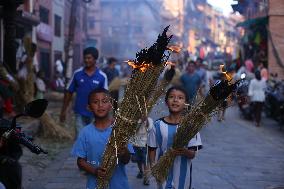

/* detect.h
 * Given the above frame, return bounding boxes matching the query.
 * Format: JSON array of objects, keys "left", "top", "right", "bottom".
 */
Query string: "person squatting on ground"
[
  {"left": 148, "top": 86, "right": 202, "bottom": 189},
  {"left": 60, "top": 47, "right": 108, "bottom": 136},
  {"left": 34, "top": 71, "right": 46, "bottom": 99},
  {"left": 130, "top": 115, "right": 153, "bottom": 185},
  {"left": 71, "top": 88, "right": 133, "bottom": 189}
]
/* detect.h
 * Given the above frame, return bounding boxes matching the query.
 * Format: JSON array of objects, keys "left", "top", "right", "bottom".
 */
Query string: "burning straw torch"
[{"left": 96, "top": 26, "right": 175, "bottom": 189}]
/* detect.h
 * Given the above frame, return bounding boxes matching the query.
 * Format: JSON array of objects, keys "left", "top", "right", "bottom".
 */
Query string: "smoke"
[{"left": 95, "top": 0, "right": 163, "bottom": 61}]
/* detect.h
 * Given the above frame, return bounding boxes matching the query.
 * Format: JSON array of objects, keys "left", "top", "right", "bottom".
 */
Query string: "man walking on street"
[
  {"left": 195, "top": 57, "right": 207, "bottom": 85},
  {"left": 60, "top": 47, "right": 108, "bottom": 136},
  {"left": 195, "top": 57, "right": 207, "bottom": 97},
  {"left": 102, "top": 57, "right": 120, "bottom": 111},
  {"left": 180, "top": 60, "right": 202, "bottom": 103}
]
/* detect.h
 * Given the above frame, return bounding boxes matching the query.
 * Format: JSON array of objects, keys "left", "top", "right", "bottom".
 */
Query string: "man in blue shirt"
[
  {"left": 180, "top": 61, "right": 201, "bottom": 103},
  {"left": 195, "top": 57, "right": 207, "bottom": 85},
  {"left": 102, "top": 57, "right": 120, "bottom": 111},
  {"left": 60, "top": 47, "right": 108, "bottom": 136},
  {"left": 72, "top": 88, "right": 132, "bottom": 189}
]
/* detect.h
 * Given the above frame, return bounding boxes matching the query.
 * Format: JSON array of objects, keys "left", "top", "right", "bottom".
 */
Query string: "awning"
[
  {"left": 236, "top": 16, "right": 268, "bottom": 28},
  {"left": 15, "top": 10, "right": 40, "bottom": 26},
  {"left": 231, "top": 4, "right": 245, "bottom": 14}
]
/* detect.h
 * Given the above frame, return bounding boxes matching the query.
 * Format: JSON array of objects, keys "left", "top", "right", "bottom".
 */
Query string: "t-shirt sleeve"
[
  {"left": 71, "top": 130, "right": 87, "bottom": 158},
  {"left": 248, "top": 80, "right": 254, "bottom": 97},
  {"left": 203, "top": 70, "right": 207, "bottom": 82},
  {"left": 147, "top": 117, "right": 154, "bottom": 131},
  {"left": 102, "top": 75, "right": 108, "bottom": 90},
  {"left": 66, "top": 72, "right": 76, "bottom": 92},
  {"left": 147, "top": 121, "right": 158, "bottom": 148},
  {"left": 197, "top": 74, "right": 202, "bottom": 86},
  {"left": 127, "top": 143, "right": 134, "bottom": 154},
  {"left": 187, "top": 132, "right": 202, "bottom": 150},
  {"left": 262, "top": 80, "right": 267, "bottom": 89},
  {"left": 0, "top": 182, "right": 6, "bottom": 189}
]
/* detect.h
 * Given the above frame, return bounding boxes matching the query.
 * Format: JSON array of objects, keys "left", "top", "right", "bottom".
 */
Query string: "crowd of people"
[
  {"left": 0, "top": 42, "right": 47, "bottom": 119},
  {"left": 55, "top": 46, "right": 203, "bottom": 189},
  {"left": 47, "top": 45, "right": 270, "bottom": 188},
  {"left": 59, "top": 46, "right": 266, "bottom": 189},
  {"left": 0, "top": 42, "right": 271, "bottom": 189}
]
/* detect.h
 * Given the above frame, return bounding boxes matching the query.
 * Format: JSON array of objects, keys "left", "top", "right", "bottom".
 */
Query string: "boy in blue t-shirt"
[{"left": 71, "top": 88, "right": 132, "bottom": 189}]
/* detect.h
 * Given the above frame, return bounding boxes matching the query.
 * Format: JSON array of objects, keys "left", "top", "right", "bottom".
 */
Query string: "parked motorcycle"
[
  {"left": 236, "top": 73, "right": 254, "bottom": 120},
  {"left": 264, "top": 78, "right": 284, "bottom": 128},
  {"left": 0, "top": 99, "right": 48, "bottom": 189}
]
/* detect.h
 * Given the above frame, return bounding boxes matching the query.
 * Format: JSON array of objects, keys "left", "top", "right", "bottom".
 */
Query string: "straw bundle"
[
  {"left": 146, "top": 66, "right": 175, "bottom": 113},
  {"left": 151, "top": 79, "right": 240, "bottom": 183},
  {"left": 108, "top": 77, "right": 121, "bottom": 92},
  {"left": 97, "top": 26, "right": 173, "bottom": 189}
]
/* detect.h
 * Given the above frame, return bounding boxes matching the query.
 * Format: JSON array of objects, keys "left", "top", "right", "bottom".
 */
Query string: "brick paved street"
[{"left": 22, "top": 102, "right": 284, "bottom": 189}]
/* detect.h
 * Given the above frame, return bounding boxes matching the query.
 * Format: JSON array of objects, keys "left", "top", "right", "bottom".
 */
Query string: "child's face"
[
  {"left": 166, "top": 89, "right": 187, "bottom": 114},
  {"left": 88, "top": 92, "right": 112, "bottom": 119}
]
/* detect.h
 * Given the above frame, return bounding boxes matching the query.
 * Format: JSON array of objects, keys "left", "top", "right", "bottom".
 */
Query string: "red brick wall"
[{"left": 268, "top": 0, "right": 284, "bottom": 80}]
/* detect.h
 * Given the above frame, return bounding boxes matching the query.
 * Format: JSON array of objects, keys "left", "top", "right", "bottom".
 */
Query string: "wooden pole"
[
  {"left": 64, "top": 0, "right": 79, "bottom": 81},
  {"left": 2, "top": 0, "right": 18, "bottom": 74}
]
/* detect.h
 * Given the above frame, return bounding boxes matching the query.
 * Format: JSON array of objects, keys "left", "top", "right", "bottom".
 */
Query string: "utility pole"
[
  {"left": 64, "top": 0, "right": 79, "bottom": 80},
  {"left": 64, "top": 0, "right": 91, "bottom": 81},
  {"left": 1, "top": 0, "right": 23, "bottom": 74},
  {"left": 179, "top": 0, "right": 185, "bottom": 47},
  {"left": 183, "top": 0, "right": 189, "bottom": 50}
]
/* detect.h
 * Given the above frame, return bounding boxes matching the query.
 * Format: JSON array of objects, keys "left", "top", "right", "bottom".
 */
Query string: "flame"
[
  {"left": 219, "top": 65, "right": 232, "bottom": 81},
  {"left": 126, "top": 60, "right": 152, "bottom": 72},
  {"left": 165, "top": 61, "right": 175, "bottom": 66},
  {"left": 167, "top": 45, "right": 181, "bottom": 53}
]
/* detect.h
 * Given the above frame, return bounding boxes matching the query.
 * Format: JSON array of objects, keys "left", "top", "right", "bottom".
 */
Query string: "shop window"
[
  {"left": 54, "top": 14, "right": 61, "bottom": 37},
  {"left": 40, "top": 51, "right": 50, "bottom": 79},
  {"left": 112, "top": 7, "right": 121, "bottom": 18},
  {"left": 54, "top": 51, "right": 62, "bottom": 62},
  {"left": 133, "top": 26, "right": 142, "bottom": 34},
  {"left": 39, "top": 6, "right": 49, "bottom": 24},
  {"left": 89, "top": 20, "right": 96, "bottom": 29}
]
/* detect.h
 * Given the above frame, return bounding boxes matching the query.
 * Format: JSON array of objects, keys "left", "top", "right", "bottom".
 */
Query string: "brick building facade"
[
  {"left": 268, "top": 0, "right": 284, "bottom": 79},
  {"left": 233, "top": 0, "right": 284, "bottom": 79}
]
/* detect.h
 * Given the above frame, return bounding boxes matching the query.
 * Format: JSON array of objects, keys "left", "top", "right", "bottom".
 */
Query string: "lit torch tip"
[{"left": 167, "top": 45, "right": 182, "bottom": 53}]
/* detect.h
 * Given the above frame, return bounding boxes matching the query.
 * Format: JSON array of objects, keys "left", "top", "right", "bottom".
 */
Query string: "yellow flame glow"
[
  {"left": 165, "top": 61, "right": 175, "bottom": 66},
  {"left": 167, "top": 45, "right": 181, "bottom": 53},
  {"left": 126, "top": 60, "right": 152, "bottom": 72},
  {"left": 219, "top": 65, "right": 232, "bottom": 81}
]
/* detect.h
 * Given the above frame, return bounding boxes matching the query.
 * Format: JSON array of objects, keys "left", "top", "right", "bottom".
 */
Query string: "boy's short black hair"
[
  {"left": 83, "top": 47, "right": 99, "bottom": 60},
  {"left": 255, "top": 70, "right": 261, "bottom": 80},
  {"left": 108, "top": 57, "right": 117, "bottom": 65},
  {"left": 187, "top": 60, "right": 196, "bottom": 66},
  {"left": 88, "top": 88, "right": 111, "bottom": 105},
  {"left": 165, "top": 86, "right": 189, "bottom": 103}
]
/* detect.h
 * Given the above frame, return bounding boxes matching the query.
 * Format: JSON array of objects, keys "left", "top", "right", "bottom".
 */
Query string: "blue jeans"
[{"left": 75, "top": 114, "right": 93, "bottom": 136}]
